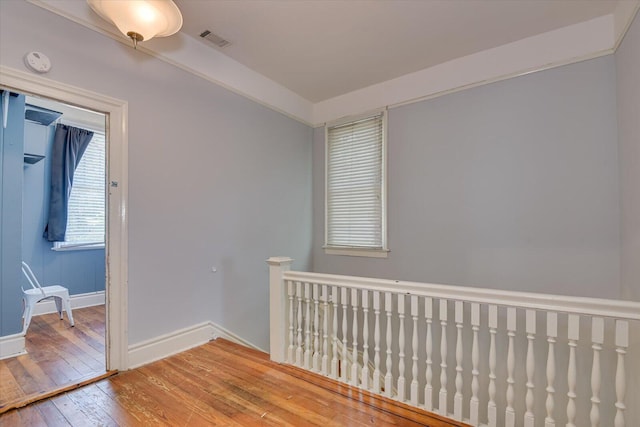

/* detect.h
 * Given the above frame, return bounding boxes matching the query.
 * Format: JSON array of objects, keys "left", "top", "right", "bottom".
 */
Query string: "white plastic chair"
[{"left": 21, "top": 261, "right": 74, "bottom": 333}]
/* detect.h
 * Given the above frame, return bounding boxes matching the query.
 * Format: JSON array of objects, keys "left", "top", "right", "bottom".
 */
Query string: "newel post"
[{"left": 267, "top": 256, "right": 293, "bottom": 363}]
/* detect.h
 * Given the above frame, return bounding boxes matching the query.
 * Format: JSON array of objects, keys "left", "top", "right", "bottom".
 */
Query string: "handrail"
[{"left": 283, "top": 270, "right": 640, "bottom": 320}]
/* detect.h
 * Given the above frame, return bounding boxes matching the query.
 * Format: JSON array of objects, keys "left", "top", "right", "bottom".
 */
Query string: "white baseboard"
[
  {"left": 127, "top": 321, "right": 265, "bottom": 369},
  {"left": 33, "top": 290, "right": 105, "bottom": 316},
  {"left": 3, "top": 302, "right": 264, "bottom": 367},
  {"left": 127, "top": 322, "right": 216, "bottom": 369},
  {"left": 210, "top": 322, "right": 266, "bottom": 352},
  {"left": 0, "top": 333, "right": 27, "bottom": 360}
]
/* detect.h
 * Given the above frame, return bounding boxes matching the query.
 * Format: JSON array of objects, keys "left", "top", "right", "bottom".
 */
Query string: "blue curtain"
[{"left": 43, "top": 124, "right": 94, "bottom": 242}]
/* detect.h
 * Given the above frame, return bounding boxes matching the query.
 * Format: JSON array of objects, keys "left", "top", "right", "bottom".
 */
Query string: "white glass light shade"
[{"left": 87, "top": 0, "right": 182, "bottom": 42}]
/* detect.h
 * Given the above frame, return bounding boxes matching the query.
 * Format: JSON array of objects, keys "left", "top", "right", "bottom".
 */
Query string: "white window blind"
[
  {"left": 326, "top": 113, "right": 385, "bottom": 250},
  {"left": 62, "top": 132, "right": 106, "bottom": 246}
]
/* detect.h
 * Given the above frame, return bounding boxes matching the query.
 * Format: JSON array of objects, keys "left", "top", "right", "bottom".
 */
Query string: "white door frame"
[{"left": 0, "top": 65, "right": 129, "bottom": 370}]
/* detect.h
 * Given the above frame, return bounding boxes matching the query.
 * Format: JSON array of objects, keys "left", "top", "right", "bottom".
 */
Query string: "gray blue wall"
[
  {"left": 1, "top": 1, "right": 633, "bottom": 349},
  {"left": 22, "top": 121, "right": 105, "bottom": 296},
  {"left": 0, "top": 94, "right": 25, "bottom": 336},
  {"left": 616, "top": 12, "right": 640, "bottom": 303},
  {"left": 0, "top": 1, "right": 313, "bottom": 349},
  {"left": 313, "top": 55, "right": 621, "bottom": 299}
]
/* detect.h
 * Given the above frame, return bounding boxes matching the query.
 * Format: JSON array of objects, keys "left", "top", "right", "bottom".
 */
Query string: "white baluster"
[
  {"left": 321, "top": 285, "right": 329, "bottom": 375},
  {"left": 488, "top": 305, "right": 498, "bottom": 427},
  {"left": 566, "top": 314, "right": 579, "bottom": 427},
  {"left": 545, "top": 312, "right": 557, "bottom": 427},
  {"left": 590, "top": 317, "right": 603, "bottom": 427},
  {"left": 304, "top": 282, "right": 312, "bottom": 369},
  {"left": 505, "top": 307, "right": 516, "bottom": 427},
  {"left": 384, "top": 292, "right": 393, "bottom": 398},
  {"left": 373, "top": 291, "right": 381, "bottom": 393},
  {"left": 439, "top": 299, "right": 448, "bottom": 416},
  {"left": 470, "top": 303, "right": 480, "bottom": 426},
  {"left": 410, "top": 295, "right": 419, "bottom": 406},
  {"left": 454, "top": 300, "right": 464, "bottom": 421},
  {"left": 341, "top": 287, "right": 349, "bottom": 382},
  {"left": 362, "top": 290, "right": 370, "bottom": 390},
  {"left": 614, "top": 320, "right": 628, "bottom": 427},
  {"left": 331, "top": 286, "right": 339, "bottom": 379},
  {"left": 313, "top": 284, "right": 320, "bottom": 371},
  {"left": 351, "top": 288, "right": 360, "bottom": 386},
  {"left": 287, "top": 280, "right": 295, "bottom": 363},
  {"left": 525, "top": 310, "right": 536, "bottom": 427},
  {"left": 397, "top": 294, "right": 406, "bottom": 402},
  {"left": 296, "top": 281, "right": 303, "bottom": 366},
  {"left": 425, "top": 297, "right": 434, "bottom": 412}
]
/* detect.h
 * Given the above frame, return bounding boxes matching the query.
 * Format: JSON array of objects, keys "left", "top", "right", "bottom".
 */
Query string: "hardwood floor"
[
  {"left": 0, "top": 339, "right": 468, "bottom": 426},
  {"left": 0, "top": 305, "right": 108, "bottom": 413}
]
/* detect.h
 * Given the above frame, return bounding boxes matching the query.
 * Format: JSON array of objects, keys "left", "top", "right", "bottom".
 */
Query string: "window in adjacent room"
[
  {"left": 325, "top": 111, "right": 388, "bottom": 257},
  {"left": 54, "top": 131, "right": 106, "bottom": 250}
]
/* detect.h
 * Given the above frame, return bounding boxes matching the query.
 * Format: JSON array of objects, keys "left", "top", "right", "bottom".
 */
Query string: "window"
[
  {"left": 54, "top": 132, "right": 105, "bottom": 250},
  {"left": 325, "top": 112, "right": 387, "bottom": 257}
]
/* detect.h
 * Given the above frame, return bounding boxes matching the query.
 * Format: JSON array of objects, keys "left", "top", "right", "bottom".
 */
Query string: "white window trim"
[
  {"left": 52, "top": 242, "right": 105, "bottom": 252},
  {"left": 323, "top": 246, "right": 390, "bottom": 258},
  {"left": 324, "top": 109, "right": 388, "bottom": 258}
]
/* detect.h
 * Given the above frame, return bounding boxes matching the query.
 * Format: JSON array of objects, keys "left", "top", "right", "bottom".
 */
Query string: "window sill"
[
  {"left": 52, "top": 243, "right": 105, "bottom": 252},
  {"left": 323, "top": 247, "right": 389, "bottom": 258}
]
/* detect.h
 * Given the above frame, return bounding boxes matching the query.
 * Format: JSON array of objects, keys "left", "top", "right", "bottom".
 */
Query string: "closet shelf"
[{"left": 24, "top": 153, "right": 45, "bottom": 164}]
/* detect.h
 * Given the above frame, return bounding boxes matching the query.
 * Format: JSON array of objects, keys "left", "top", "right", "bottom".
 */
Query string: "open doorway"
[
  {"left": 0, "top": 93, "right": 109, "bottom": 410},
  {"left": 0, "top": 67, "right": 128, "bottom": 411}
]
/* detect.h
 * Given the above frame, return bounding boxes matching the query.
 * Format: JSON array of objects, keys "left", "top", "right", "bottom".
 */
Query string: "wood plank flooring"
[
  {"left": 0, "top": 305, "right": 107, "bottom": 413},
  {"left": 0, "top": 338, "right": 468, "bottom": 426}
]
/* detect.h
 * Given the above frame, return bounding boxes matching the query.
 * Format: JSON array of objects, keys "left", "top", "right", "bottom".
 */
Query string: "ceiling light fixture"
[{"left": 87, "top": 0, "right": 183, "bottom": 49}]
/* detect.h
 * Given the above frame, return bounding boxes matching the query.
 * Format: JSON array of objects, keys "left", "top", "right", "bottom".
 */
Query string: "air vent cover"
[{"left": 200, "top": 30, "right": 231, "bottom": 48}]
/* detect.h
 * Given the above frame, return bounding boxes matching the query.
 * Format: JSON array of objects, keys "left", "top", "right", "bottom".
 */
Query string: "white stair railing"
[{"left": 267, "top": 257, "right": 640, "bottom": 427}]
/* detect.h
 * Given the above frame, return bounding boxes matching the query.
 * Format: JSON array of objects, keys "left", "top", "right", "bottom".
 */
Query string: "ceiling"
[
  {"left": 175, "top": 0, "right": 621, "bottom": 103},
  {"left": 28, "top": 0, "right": 639, "bottom": 124}
]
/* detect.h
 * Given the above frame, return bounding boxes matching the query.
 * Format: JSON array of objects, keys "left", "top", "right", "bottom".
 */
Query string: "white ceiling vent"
[{"left": 200, "top": 30, "right": 231, "bottom": 48}]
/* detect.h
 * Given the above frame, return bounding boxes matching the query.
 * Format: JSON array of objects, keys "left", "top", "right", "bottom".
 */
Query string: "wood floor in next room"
[
  {"left": 0, "top": 338, "right": 468, "bottom": 426},
  {"left": 0, "top": 305, "right": 108, "bottom": 413}
]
